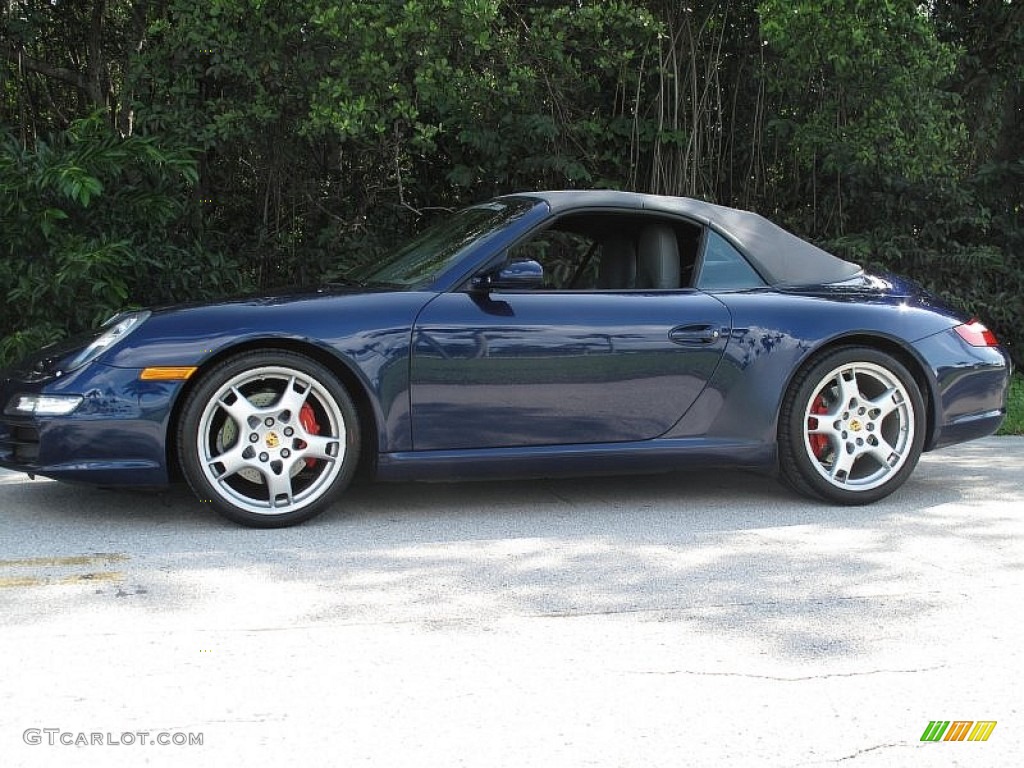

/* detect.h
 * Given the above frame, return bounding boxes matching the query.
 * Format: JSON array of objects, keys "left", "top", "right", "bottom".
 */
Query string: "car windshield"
[{"left": 351, "top": 199, "right": 536, "bottom": 287}]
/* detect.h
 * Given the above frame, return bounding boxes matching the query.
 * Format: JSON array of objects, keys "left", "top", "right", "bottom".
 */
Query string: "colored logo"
[
  {"left": 265, "top": 432, "right": 280, "bottom": 449},
  {"left": 921, "top": 721, "right": 996, "bottom": 742}
]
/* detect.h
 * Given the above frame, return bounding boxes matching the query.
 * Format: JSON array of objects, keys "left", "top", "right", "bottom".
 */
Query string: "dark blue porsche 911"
[{"left": 0, "top": 191, "right": 1011, "bottom": 526}]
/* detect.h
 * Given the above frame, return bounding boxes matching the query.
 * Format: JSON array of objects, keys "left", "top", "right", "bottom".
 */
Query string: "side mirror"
[{"left": 472, "top": 259, "right": 544, "bottom": 292}]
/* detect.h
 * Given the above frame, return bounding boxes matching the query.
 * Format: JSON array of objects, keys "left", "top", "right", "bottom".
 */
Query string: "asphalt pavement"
[{"left": 1, "top": 437, "right": 1022, "bottom": 767}]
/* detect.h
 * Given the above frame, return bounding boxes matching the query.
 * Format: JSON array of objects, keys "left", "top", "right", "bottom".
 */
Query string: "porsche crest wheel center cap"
[
  {"left": 849, "top": 419, "right": 862, "bottom": 432},
  {"left": 265, "top": 432, "right": 280, "bottom": 449}
]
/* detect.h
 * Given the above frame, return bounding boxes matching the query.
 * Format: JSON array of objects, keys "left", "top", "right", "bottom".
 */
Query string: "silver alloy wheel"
[
  {"left": 196, "top": 365, "right": 346, "bottom": 515},
  {"left": 802, "top": 361, "right": 916, "bottom": 492}
]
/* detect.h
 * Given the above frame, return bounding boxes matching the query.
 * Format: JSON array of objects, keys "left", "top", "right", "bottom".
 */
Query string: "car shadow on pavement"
[{"left": 2, "top": 439, "right": 1022, "bottom": 664}]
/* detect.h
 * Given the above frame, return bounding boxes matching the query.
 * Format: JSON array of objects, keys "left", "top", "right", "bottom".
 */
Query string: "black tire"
[
  {"left": 778, "top": 346, "right": 926, "bottom": 505},
  {"left": 177, "top": 350, "right": 360, "bottom": 527}
]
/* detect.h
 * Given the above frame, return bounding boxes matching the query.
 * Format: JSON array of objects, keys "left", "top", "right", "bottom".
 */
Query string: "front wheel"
[
  {"left": 178, "top": 350, "right": 360, "bottom": 527},
  {"left": 779, "top": 347, "right": 926, "bottom": 505}
]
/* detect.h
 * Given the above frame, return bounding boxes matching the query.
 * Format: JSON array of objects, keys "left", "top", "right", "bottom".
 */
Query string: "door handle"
[{"left": 668, "top": 324, "right": 724, "bottom": 345}]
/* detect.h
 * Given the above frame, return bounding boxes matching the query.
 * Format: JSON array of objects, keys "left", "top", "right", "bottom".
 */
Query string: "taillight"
[{"left": 954, "top": 320, "right": 999, "bottom": 347}]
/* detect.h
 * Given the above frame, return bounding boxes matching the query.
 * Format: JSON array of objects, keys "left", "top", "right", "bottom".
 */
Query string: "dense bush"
[
  {"left": 0, "top": 116, "right": 248, "bottom": 363},
  {"left": 1, "top": 1, "right": 1021, "bottom": 365}
]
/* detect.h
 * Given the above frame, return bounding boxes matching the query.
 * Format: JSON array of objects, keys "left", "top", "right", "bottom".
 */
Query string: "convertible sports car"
[{"left": 0, "top": 191, "right": 1011, "bottom": 526}]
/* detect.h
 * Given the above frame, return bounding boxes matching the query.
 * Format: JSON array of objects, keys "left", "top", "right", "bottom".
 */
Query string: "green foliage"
[
  {"left": 121, "top": 0, "right": 661, "bottom": 288},
  {"left": 754, "top": 0, "right": 1022, "bottom": 364},
  {"left": 1, "top": 0, "right": 1022, "bottom": 367},
  {"left": 825, "top": 176, "right": 1023, "bottom": 364},
  {"left": 0, "top": 115, "right": 247, "bottom": 365},
  {"left": 998, "top": 375, "right": 1024, "bottom": 436},
  {"left": 758, "top": 0, "right": 964, "bottom": 233}
]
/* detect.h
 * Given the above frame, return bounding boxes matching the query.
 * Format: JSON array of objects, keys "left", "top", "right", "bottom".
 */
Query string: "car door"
[{"left": 409, "top": 217, "right": 732, "bottom": 450}]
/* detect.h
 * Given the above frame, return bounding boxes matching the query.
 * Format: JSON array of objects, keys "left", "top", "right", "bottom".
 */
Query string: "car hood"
[{"left": 6, "top": 284, "right": 432, "bottom": 381}]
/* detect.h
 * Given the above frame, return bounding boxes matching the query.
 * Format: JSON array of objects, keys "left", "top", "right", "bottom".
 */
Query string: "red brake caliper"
[
  {"left": 299, "top": 403, "right": 320, "bottom": 468},
  {"left": 808, "top": 394, "right": 829, "bottom": 459}
]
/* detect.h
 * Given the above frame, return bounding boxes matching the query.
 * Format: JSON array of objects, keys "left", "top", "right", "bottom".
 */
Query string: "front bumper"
[{"left": 0, "top": 363, "right": 181, "bottom": 486}]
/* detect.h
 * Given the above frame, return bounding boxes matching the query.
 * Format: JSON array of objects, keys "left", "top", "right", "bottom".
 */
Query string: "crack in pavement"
[{"left": 627, "top": 665, "right": 946, "bottom": 682}]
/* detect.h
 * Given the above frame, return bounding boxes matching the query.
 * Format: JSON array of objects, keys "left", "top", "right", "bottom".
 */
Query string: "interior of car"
[{"left": 506, "top": 213, "right": 704, "bottom": 290}]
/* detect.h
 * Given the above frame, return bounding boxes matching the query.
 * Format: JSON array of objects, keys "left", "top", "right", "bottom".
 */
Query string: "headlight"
[
  {"left": 5, "top": 394, "right": 83, "bottom": 416},
  {"left": 62, "top": 311, "right": 151, "bottom": 373}
]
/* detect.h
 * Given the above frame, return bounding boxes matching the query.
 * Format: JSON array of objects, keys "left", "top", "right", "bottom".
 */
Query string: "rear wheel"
[
  {"left": 178, "top": 350, "right": 360, "bottom": 527},
  {"left": 779, "top": 346, "right": 925, "bottom": 504}
]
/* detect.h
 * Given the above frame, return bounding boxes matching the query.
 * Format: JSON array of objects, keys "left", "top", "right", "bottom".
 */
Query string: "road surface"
[{"left": 2, "top": 437, "right": 1022, "bottom": 766}]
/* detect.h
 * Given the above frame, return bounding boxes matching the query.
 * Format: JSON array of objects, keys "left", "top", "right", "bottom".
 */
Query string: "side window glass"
[
  {"left": 697, "top": 230, "right": 766, "bottom": 290},
  {"left": 507, "top": 229, "right": 598, "bottom": 289}
]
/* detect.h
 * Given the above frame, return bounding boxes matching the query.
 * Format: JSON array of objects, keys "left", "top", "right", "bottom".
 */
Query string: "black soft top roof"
[{"left": 509, "top": 190, "right": 862, "bottom": 287}]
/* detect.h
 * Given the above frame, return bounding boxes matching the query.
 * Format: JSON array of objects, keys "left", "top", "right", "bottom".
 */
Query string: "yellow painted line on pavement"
[
  {"left": 0, "top": 553, "right": 128, "bottom": 568},
  {"left": 0, "top": 576, "right": 44, "bottom": 588},
  {"left": 0, "top": 553, "right": 128, "bottom": 588}
]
